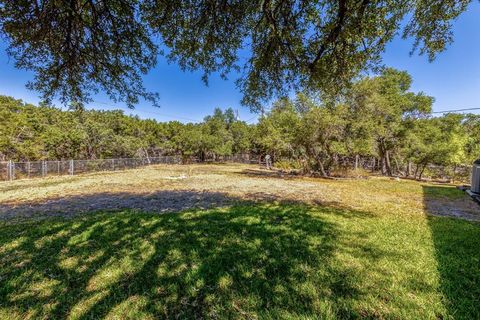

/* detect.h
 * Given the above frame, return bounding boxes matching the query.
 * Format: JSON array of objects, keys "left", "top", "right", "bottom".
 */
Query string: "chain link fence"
[
  {"left": 0, "top": 154, "right": 256, "bottom": 181},
  {"left": 0, "top": 154, "right": 470, "bottom": 182}
]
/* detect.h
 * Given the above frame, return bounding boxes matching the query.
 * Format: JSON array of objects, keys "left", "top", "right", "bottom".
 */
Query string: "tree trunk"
[
  {"left": 385, "top": 150, "right": 392, "bottom": 176},
  {"left": 418, "top": 164, "right": 427, "bottom": 180},
  {"left": 381, "top": 156, "right": 386, "bottom": 175},
  {"left": 393, "top": 156, "right": 401, "bottom": 176},
  {"left": 317, "top": 157, "right": 328, "bottom": 177},
  {"left": 319, "top": 162, "right": 328, "bottom": 177},
  {"left": 143, "top": 147, "right": 151, "bottom": 164},
  {"left": 355, "top": 154, "right": 359, "bottom": 170},
  {"left": 406, "top": 160, "right": 412, "bottom": 177}
]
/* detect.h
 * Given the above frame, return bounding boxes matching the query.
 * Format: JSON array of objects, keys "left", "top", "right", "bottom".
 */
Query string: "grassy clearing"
[
  {"left": 0, "top": 164, "right": 479, "bottom": 319},
  {"left": 1, "top": 205, "right": 479, "bottom": 319},
  {"left": 1, "top": 163, "right": 478, "bottom": 222}
]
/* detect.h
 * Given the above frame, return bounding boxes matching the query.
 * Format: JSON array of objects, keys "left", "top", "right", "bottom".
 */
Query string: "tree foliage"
[
  {"left": 0, "top": 96, "right": 253, "bottom": 162},
  {"left": 0, "top": 0, "right": 474, "bottom": 109},
  {"left": 254, "top": 69, "right": 478, "bottom": 178}
]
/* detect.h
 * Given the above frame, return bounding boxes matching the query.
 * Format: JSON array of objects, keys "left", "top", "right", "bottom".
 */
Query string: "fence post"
[
  {"left": 41, "top": 160, "right": 46, "bottom": 177},
  {"left": 69, "top": 159, "right": 74, "bottom": 176},
  {"left": 8, "top": 160, "right": 14, "bottom": 181}
]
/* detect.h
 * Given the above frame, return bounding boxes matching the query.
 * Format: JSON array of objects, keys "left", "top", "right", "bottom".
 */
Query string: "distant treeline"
[
  {"left": 0, "top": 95, "right": 253, "bottom": 162},
  {"left": 1, "top": 69, "right": 479, "bottom": 179}
]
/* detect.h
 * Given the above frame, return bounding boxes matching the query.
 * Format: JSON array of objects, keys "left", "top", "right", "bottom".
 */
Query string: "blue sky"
[{"left": 1, "top": 2, "right": 479, "bottom": 123}]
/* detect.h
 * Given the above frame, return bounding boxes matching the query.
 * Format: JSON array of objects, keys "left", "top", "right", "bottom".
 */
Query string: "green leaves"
[
  {"left": 252, "top": 68, "right": 468, "bottom": 177},
  {"left": 0, "top": 1, "right": 473, "bottom": 109},
  {"left": 1, "top": 0, "right": 158, "bottom": 108}
]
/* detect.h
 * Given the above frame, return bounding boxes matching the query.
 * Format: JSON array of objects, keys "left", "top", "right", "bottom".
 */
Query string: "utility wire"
[
  {"left": 92, "top": 100, "right": 261, "bottom": 123},
  {"left": 94, "top": 102, "right": 480, "bottom": 121},
  {"left": 244, "top": 115, "right": 258, "bottom": 124},
  {"left": 431, "top": 107, "right": 480, "bottom": 114}
]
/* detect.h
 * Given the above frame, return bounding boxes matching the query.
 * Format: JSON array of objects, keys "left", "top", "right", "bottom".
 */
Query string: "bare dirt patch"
[{"left": 424, "top": 197, "right": 480, "bottom": 221}]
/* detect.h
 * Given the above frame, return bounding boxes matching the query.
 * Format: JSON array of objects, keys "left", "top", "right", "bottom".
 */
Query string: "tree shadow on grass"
[
  {"left": 0, "top": 189, "right": 349, "bottom": 223},
  {"left": 423, "top": 186, "right": 480, "bottom": 319},
  {"left": 0, "top": 190, "right": 233, "bottom": 222},
  {"left": 0, "top": 189, "right": 389, "bottom": 319}
]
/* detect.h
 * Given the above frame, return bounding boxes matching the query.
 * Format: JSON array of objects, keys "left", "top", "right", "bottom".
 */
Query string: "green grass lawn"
[{"left": 1, "top": 196, "right": 479, "bottom": 319}]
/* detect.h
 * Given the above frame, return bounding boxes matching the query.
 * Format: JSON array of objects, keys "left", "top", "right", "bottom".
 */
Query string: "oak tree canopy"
[{"left": 0, "top": 0, "right": 472, "bottom": 109}]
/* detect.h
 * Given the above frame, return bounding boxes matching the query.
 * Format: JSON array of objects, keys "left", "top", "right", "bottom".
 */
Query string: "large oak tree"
[{"left": 0, "top": 0, "right": 472, "bottom": 109}]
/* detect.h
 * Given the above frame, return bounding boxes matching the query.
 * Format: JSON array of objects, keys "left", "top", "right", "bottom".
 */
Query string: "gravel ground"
[
  {"left": 424, "top": 197, "right": 480, "bottom": 221},
  {"left": 0, "top": 163, "right": 478, "bottom": 222}
]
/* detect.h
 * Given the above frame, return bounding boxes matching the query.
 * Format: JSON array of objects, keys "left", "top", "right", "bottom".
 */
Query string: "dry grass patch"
[{"left": 2, "top": 163, "right": 475, "bottom": 221}]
